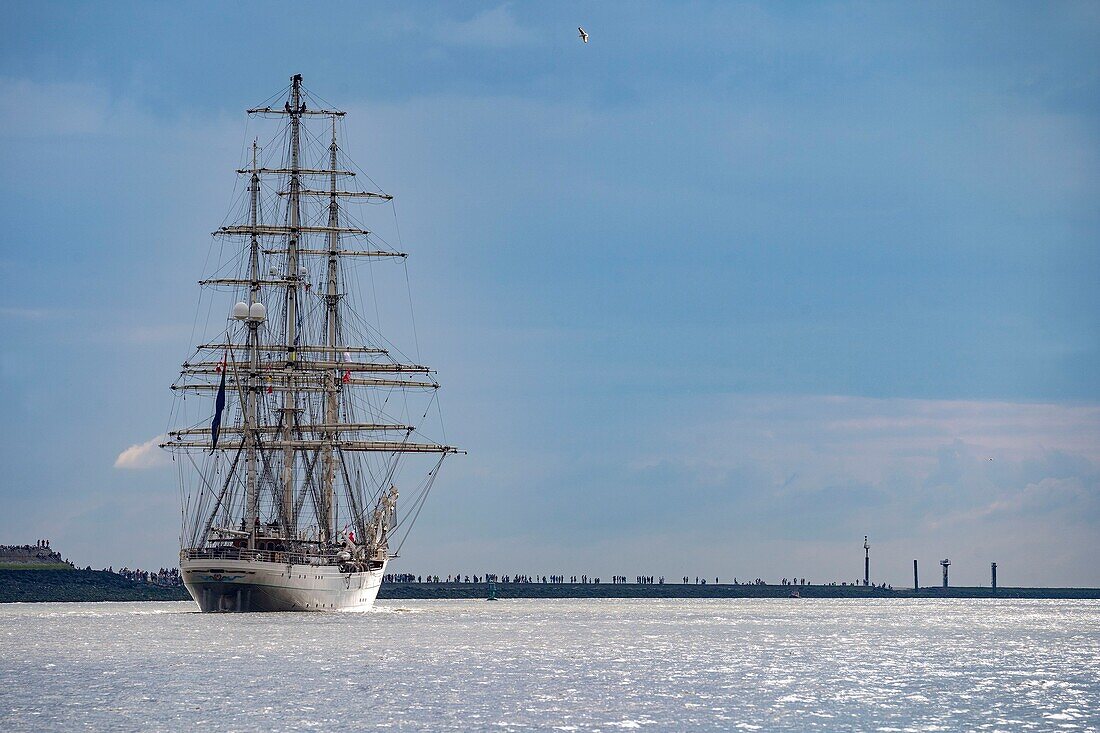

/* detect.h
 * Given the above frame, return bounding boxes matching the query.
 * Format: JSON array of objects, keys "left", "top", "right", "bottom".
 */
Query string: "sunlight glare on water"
[{"left": 0, "top": 598, "right": 1097, "bottom": 731}]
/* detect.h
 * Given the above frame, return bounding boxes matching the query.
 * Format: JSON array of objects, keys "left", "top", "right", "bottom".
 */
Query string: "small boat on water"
[{"left": 789, "top": 589, "right": 800, "bottom": 598}]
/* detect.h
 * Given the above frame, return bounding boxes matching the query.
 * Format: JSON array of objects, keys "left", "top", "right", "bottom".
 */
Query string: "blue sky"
[{"left": 1, "top": 2, "right": 1098, "bottom": 586}]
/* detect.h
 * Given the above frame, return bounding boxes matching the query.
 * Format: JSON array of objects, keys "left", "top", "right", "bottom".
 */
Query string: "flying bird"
[{"left": 578, "top": 27, "right": 589, "bottom": 43}]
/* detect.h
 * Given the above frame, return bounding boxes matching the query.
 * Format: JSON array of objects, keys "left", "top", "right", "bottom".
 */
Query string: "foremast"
[{"left": 246, "top": 140, "right": 261, "bottom": 549}]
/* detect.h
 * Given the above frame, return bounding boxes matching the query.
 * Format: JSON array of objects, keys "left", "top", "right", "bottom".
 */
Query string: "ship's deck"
[{"left": 182, "top": 546, "right": 341, "bottom": 567}]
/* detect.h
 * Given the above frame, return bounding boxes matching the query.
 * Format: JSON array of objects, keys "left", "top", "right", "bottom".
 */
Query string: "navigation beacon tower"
[
  {"left": 941, "top": 558, "right": 951, "bottom": 588},
  {"left": 863, "top": 536, "right": 870, "bottom": 586}
]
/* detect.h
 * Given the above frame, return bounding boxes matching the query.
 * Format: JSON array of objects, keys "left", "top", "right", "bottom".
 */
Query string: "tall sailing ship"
[{"left": 162, "top": 75, "right": 460, "bottom": 612}]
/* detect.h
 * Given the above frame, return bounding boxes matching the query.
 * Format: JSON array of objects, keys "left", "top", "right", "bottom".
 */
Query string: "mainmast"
[
  {"left": 321, "top": 117, "right": 341, "bottom": 545},
  {"left": 281, "top": 73, "right": 303, "bottom": 540}
]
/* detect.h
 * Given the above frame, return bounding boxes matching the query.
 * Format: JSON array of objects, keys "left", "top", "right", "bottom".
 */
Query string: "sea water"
[{"left": 0, "top": 598, "right": 1097, "bottom": 731}]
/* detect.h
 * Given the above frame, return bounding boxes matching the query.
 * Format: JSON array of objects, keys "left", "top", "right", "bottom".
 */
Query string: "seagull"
[{"left": 578, "top": 26, "right": 589, "bottom": 43}]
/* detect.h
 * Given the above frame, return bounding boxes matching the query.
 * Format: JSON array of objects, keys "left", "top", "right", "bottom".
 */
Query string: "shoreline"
[{"left": 3, "top": 570, "right": 1099, "bottom": 603}]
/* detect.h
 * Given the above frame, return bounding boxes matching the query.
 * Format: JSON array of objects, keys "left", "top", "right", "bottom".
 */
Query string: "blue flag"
[{"left": 210, "top": 354, "right": 227, "bottom": 452}]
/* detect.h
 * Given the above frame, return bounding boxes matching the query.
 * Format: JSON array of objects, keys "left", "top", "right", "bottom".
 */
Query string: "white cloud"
[
  {"left": 113, "top": 323, "right": 194, "bottom": 345},
  {"left": 435, "top": 4, "right": 537, "bottom": 48},
  {"left": 0, "top": 78, "right": 113, "bottom": 138},
  {"left": 114, "top": 435, "right": 169, "bottom": 470},
  {"left": 0, "top": 307, "right": 69, "bottom": 321},
  {"left": 664, "top": 395, "right": 1100, "bottom": 485},
  {"left": 981, "top": 476, "right": 1090, "bottom": 518}
]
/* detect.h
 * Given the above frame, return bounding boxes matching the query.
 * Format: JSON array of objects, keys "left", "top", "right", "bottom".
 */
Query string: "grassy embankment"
[
  {"left": 0, "top": 568, "right": 189, "bottom": 603},
  {"left": 0, "top": 563, "right": 72, "bottom": 570}
]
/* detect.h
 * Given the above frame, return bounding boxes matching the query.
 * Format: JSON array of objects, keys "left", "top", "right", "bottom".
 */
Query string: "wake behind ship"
[{"left": 162, "top": 75, "right": 461, "bottom": 612}]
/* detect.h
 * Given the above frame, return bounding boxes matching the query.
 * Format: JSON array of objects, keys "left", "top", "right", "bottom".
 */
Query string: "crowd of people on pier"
[
  {"left": 0, "top": 541, "right": 73, "bottom": 568},
  {"left": 68, "top": 567, "right": 893, "bottom": 589},
  {"left": 379, "top": 573, "right": 893, "bottom": 588},
  {"left": 81, "top": 568, "right": 894, "bottom": 590},
  {"left": 380, "top": 573, "right": 849, "bottom": 586},
  {"left": 382, "top": 573, "right": 606, "bottom": 584},
  {"left": 6, "top": 540, "right": 890, "bottom": 591},
  {"left": 101, "top": 566, "right": 183, "bottom": 587},
  {"left": 78, "top": 568, "right": 891, "bottom": 590}
]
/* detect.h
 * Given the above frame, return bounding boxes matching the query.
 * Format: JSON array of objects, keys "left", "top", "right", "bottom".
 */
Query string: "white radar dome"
[
  {"left": 231, "top": 302, "right": 249, "bottom": 320},
  {"left": 248, "top": 302, "right": 267, "bottom": 321}
]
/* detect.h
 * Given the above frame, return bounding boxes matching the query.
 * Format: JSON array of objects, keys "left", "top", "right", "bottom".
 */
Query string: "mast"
[
  {"left": 320, "top": 116, "right": 340, "bottom": 545},
  {"left": 281, "top": 73, "right": 303, "bottom": 540},
  {"left": 246, "top": 141, "right": 261, "bottom": 548}
]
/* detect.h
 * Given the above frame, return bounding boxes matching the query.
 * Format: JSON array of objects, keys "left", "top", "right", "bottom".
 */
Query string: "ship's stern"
[{"left": 180, "top": 554, "right": 386, "bottom": 612}]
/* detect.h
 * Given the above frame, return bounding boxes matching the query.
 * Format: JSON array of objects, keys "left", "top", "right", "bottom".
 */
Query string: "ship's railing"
[{"left": 181, "top": 546, "right": 342, "bottom": 567}]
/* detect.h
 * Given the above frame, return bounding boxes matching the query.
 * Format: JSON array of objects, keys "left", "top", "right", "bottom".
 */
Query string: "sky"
[{"left": 1, "top": 1, "right": 1098, "bottom": 587}]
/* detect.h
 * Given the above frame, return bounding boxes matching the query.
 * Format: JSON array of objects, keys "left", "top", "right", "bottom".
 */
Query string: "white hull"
[{"left": 181, "top": 556, "right": 386, "bottom": 612}]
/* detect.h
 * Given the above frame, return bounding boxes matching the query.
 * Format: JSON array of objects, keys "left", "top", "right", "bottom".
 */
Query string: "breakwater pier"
[
  {"left": 4, "top": 570, "right": 1098, "bottom": 603},
  {"left": 377, "top": 581, "right": 1100, "bottom": 600}
]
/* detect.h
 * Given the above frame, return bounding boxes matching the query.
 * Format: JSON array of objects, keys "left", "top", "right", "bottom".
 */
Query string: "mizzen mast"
[{"left": 321, "top": 116, "right": 341, "bottom": 546}]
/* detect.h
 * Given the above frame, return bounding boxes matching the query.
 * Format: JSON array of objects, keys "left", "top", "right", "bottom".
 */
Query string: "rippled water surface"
[{"left": 1, "top": 598, "right": 1097, "bottom": 731}]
